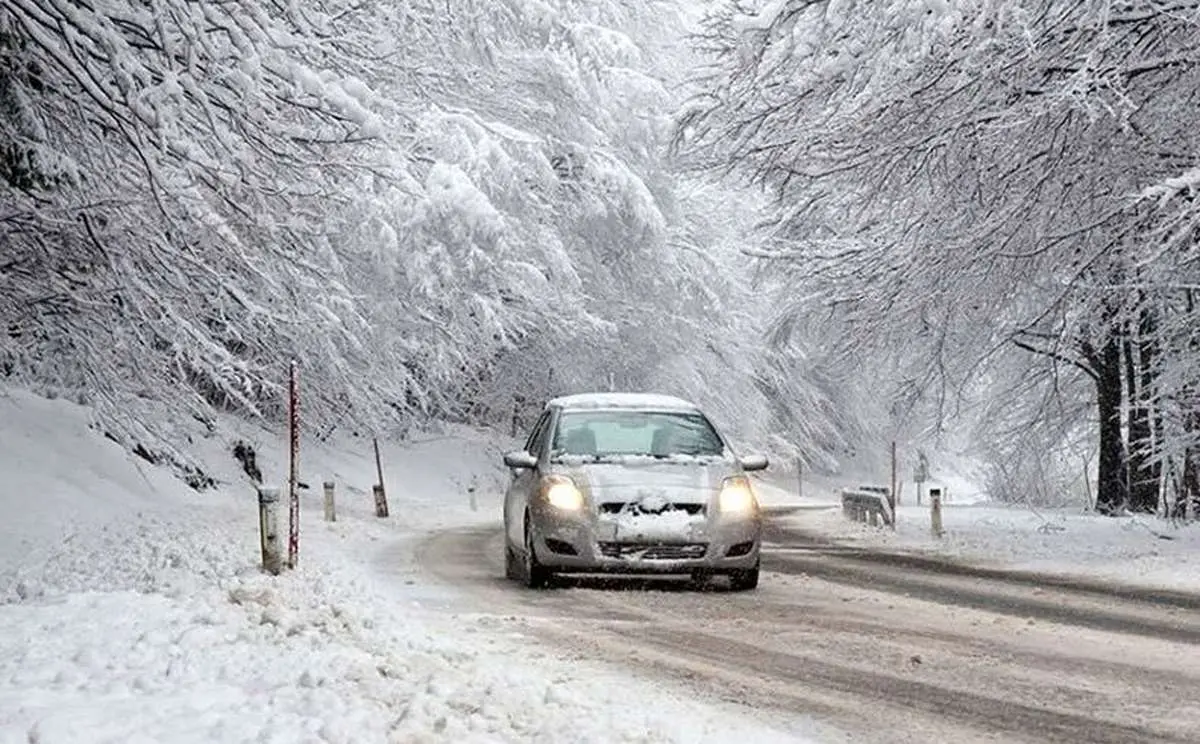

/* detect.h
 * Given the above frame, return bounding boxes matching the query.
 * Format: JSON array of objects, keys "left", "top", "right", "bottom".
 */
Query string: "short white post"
[
  {"left": 323, "top": 481, "right": 336, "bottom": 522},
  {"left": 930, "top": 487, "right": 944, "bottom": 538},
  {"left": 258, "top": 486, "right": 283, "bottom": 575}
]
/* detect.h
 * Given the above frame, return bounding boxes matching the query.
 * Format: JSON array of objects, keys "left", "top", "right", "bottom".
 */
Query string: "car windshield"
[{"left": 550, "top": 409, "right": 725, "bottom": 461}]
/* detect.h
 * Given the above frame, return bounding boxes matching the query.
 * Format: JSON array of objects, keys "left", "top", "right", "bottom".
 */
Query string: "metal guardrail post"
[{"left": 841, "top": 488, "right": 892, "bottom": 528}]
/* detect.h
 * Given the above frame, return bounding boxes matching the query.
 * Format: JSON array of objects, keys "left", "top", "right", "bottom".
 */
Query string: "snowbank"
[
  {"left": 0, "top": 387, "right": 811, "bottom": 743},
  {"left": 781, "top": 492, "right": 1200, "bottom": 593},
  {"left": 756, "top": 450, "right": 1200, "bottom": 594}
]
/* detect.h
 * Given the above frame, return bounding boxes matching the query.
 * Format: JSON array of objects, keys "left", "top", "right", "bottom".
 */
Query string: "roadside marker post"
[
  {"left": 323, "top": 481, "right": 336, "bottom": 522},
  {"left": 373, "top": 437, "right": 390, "bottom": 518},
  {"left": 287, "top": 360, "right": 300, "bottom": 569},
  {"left": 258, "top": 486, "right": 283, "bottom": 575}
]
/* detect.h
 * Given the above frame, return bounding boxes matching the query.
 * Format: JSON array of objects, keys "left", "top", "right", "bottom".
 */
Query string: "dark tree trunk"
[
  {"left": 1139, "top": 306, "right": 1162, "bottom": 511},
  {"left": 1126, "top": 308, "right": 1160, "bottom": 514},
  {"left": 1181, "top": 382, "right": 1200, "bottom": 520},
  {"left": 1177, "top": 291, "right": 1200, "bottom": 521},
  {"left": 1087, "top": 333, "right": 1129, "bottom": 515}
]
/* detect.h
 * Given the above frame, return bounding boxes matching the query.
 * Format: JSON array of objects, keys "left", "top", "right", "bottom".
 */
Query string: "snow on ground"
[
  {"left": 784, "top": 501, "right": 1200, "bottom": 592},
  {"left": 0, "top": 387, "right": 814, "bottom": 744},
  {"left": 756, "top": 459, "right": 1200, "bottom": 594}
]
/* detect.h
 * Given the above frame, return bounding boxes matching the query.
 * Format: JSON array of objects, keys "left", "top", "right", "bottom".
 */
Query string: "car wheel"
[
  {"left": 729, "top": 562, "right": 760, "bottom": 591},
  {"left": 523, "top": 515, "right": 552, "bottom": 589}
]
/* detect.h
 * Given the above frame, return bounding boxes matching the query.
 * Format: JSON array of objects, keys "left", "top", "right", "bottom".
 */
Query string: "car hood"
[{"left": 549, "top": 457, "right": 737, "bottom": 505}]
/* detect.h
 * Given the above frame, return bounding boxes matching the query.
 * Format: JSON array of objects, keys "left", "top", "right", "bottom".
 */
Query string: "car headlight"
[
  {"left": 542, "top": 475, "right": 584, "bottom": 511},
  {"left": 718, "top": 475, "right": 758, "bottom": 513}
]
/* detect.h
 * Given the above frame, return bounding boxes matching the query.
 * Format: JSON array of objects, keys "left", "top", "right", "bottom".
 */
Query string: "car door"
[{"left": 505, "top": 409, "right": 553, "bottom": 547}]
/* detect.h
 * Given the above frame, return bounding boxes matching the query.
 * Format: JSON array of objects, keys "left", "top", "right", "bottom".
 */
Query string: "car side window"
[{"left": 524, "top": 411, "right": 552, "bottom": 460}]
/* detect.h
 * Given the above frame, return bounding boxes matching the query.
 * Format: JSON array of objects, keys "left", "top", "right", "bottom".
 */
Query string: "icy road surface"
[{"left": 404, "top": 520, "right": 1200, "bottom": 744}]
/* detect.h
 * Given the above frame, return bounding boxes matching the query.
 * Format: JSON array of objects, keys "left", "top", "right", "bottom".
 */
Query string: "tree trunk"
[
  {"left": 1092, "top": 334, "right": 1129, "bottom": 515},
  {"left": 1125, "top": 309, "right": 1159, "bottom": 514},
  {"left": 1182, "top": 398, "right": 1200, "bottom": 520},
  {"left": 1139, "top": 305, "right": 1162, "bottom": 512},
  {"left": 1176, "top": 291, "right": 1199, "bottom": 521}
]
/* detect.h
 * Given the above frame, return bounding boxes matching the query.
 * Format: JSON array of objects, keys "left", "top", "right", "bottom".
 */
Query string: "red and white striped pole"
[{"left": 287, "top": 359, "right": 300, "bottom": 569}]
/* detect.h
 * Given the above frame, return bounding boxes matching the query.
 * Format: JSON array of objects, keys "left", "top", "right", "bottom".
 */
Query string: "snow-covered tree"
[
  {"left": 679, "top": 0, "right": 1200, "bottom": 513},
  {"left": 2, "top": 0, "right": 800, "bottom": 480}
]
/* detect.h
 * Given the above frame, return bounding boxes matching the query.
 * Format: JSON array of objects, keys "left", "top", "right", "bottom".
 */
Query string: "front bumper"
[{"left": 531, "top": 508, "right": 762, "bottom": 574}]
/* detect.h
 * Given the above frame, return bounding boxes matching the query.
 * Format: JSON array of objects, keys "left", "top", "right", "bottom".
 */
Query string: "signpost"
[{"left": 914, "top": 450, "right": 929, "bottom": 506}]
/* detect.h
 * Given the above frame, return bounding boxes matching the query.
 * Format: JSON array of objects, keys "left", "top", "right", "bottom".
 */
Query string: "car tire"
[
  {"left": 729, "top": 562, "right": 760, "bottom": 591},
  {"left": 523, "top": 515, "right": 552, "bottom": 589},
  {"left": 504, "top": 541, "right": 520, "bottom": 580}
]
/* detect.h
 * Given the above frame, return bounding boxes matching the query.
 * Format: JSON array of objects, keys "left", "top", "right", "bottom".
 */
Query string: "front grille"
[
  {"left": 598, "top": 502, "right": 705, "bottom": 516},
  {"left": 598, "top": 542, "right": 708, "bottom": 560}
]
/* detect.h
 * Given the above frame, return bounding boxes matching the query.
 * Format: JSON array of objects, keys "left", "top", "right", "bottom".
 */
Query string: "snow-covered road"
[
  {"left": 5, "top": 387, "right": 1200, "bottom": 743},
  {"left": 411, "top": 523, "right": 1200, "bottom": 744}
]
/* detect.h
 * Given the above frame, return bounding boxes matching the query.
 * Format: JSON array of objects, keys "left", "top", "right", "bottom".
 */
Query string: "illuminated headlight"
[
  {"left": 542, "top": 475, "right": 584, "bottom": 511},
  {"left": 718, "top": 476, "right": 758, "bottom": 513}
]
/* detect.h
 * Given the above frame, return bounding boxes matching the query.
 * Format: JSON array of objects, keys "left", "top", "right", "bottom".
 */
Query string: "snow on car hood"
[
  {"left": 550, "top": 456, "right": 736, "bottom": 504},
  {"left": 607, "top": 508, "right": 706, "bottom": 540}
]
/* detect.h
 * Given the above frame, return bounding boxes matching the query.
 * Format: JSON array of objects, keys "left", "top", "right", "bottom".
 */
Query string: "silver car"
[{"left": 502, "top": 393, "right": 768, "bottom": 590}]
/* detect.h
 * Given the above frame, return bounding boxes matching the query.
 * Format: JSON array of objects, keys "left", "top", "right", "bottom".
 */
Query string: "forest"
[{"left": 2, "top": 0, "right": 1197, "bottom": 518}]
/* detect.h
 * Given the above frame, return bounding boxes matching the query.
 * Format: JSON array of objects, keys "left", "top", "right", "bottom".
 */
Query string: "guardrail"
[{"left": 841, "top": 487, "right": 893, "bottom": 528}]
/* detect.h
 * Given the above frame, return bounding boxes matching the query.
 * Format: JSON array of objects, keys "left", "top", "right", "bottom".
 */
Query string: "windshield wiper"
[{"left": 551, "top": 451, "right": 611, "bottom": 464}]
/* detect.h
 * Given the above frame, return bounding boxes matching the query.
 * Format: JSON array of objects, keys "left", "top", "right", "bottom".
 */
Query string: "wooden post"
[
  {"left": 930, "top": 487, "right": 944, "bottom": 538},
  {"left": 372, "top": 437, "right": 389, "bottom": 518},
  {"left": 796, "top": 458, "right": 803, "bottom": 500},
  {"left": 258, "top": 486, "right": 283, "bottom": 575},
  {"left": 889, "top": 440, "right": 898, "bottom": 530},
  {"left": 373, "top": 436, "right": 385, "bottom": 487},
  {"left": 287, "top": 360, "right": 300, "bottom": 569},
  {"left": 373, "top": 484, "right": 389, "bottom": 518},
  {"left": 323, "top": 481, "right": 336, "bottom": 522}
]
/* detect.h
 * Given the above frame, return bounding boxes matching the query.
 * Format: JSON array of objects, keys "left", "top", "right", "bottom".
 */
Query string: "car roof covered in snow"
[{"left": 547, "top": 393, "right": 700, "bottom": 412}]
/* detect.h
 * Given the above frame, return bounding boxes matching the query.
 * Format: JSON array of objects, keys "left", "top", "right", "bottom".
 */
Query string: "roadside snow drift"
[
  {"left": 775, "top": 472, "right": 1200, "bottom": 593},
  {"left": 0, "top": 387, "right": 812, "bottom": 743}
]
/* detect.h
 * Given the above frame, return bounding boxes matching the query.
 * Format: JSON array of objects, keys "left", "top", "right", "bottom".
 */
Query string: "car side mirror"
[
  {"left": 738, "top": 454, "right": 769, "bottom": 472},
  {"left": 503, "top": 450, "right": 539, "bottom": 470}
]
